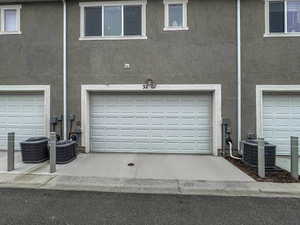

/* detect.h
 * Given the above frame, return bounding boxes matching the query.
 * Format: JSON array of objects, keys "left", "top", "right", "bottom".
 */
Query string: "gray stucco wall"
[
  {"left": 0, "top": 2, "right": 63, "bottom": 119},
  {"left": 68, "top": 0, "right": 238, "bottom": 146},
  {"left": 3, "top": 0, "right": 300, "bottom": 149},
  {"left": 241, "top": 0, "right": 300, "bottom": 139}
]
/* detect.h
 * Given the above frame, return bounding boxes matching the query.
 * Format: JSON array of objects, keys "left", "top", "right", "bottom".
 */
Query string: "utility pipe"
[
  {"left": 228, "top": 141, "right": 241, "bottom": 160},
  {"left": 237, "top": 0, "right": 241, "bottom": 149},
  {"left": 63, "top": 0, "right": 67, "bottom": 140}
]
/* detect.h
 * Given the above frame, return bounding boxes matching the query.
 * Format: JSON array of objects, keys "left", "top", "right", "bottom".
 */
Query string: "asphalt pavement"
[{"left": 0, "top": 188, "right": 299, "bottom": 225}]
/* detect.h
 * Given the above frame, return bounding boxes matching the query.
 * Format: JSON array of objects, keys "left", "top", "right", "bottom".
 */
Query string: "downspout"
[
  {"left": 237, "top": 0, "right": 241, "bottom": 149},
  {"left": 228, "top": 141, "right": 241, "bottom": 160},
  {"left": 63, "top": 0, "right": 67, "bottom": 140}
]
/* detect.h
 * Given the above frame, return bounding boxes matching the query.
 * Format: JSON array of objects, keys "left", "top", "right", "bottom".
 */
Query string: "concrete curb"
[{"left": 0, "top": 173, "right": 300, "bottom": 198}]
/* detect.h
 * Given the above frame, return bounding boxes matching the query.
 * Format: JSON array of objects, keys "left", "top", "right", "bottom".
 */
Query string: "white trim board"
[
  {"left": 0, "top": 85, "right": 51, "bottom": 138},
  {"left": 81, "top": 84, "right": 222, "bottom": 155},
  {"left": 163, "top": 0, "right": 189, "bottom": 31},
  {"left": 0, "top": 5, "right": 22, "bottom": 35},
  {"left": 264, "top": 0, "right": 300, "bottom": 37},
  {"left": 256, "top": 85, "right": 300, "bottom": 138},
  {"left": 79, "top": 0, "right": 147, "bottom": 41}
]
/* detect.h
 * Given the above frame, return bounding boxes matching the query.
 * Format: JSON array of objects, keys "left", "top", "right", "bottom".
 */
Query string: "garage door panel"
[
  {"left": 90, "top": 93, "right": 212, "bottom": 154},
  {"left": 91, "top": 109, "right": 211, "bottom": 115},
  {"left": 263, "top": 119, "right": 275, "bottom": 126},
  {"left": 91, "top": 141, "right": 211, "bottom": 153},
  {"left": 1, "top": 118, "right": 44, "bottom": 126},
  {"left": 91, "top": 135, "right": 210, "bottom": 141},
  {"left": 263, "top": 106, "right": 273, "bottom": 114},
  {"left": 263, "top": 94, "right": 300, "bottom": 155},
  {"left": 90, "top": 119, "right": 211, "bottom": 127},
  {"left": 0, "top": 94, "right": 45, "bottom": 150},
  {"left": 91, "top": 128, "right": 210, "bottom": 137},
  {"left": 88, "top": 120, "right": 213, "bottom": 127},
  {"left": 290, "top": 114, "right": 300, "bottom": 120},
  {"left": 291, "top": 98, "right": 300, "bottom": 106}
]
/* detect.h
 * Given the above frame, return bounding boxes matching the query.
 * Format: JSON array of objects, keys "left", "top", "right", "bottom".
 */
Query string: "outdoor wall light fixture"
[{"left": 143, "top": 78, "right": 157, "bottom": 89}]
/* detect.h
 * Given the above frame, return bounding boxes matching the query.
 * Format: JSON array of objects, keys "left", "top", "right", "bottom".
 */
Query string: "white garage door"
[
  {"left": 0, "top": 94, "right": 45, "bottom": 150},
  {"left": 263, "top": 94, "right": 300, "bottom": 155},
  {"left": 90, "top": 93, "right": 212, "bottom": 154}
]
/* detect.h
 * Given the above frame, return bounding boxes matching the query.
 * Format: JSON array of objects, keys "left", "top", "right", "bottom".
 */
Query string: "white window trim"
[
  {"left": 79, "top": 1, "right": 147, "bottom": 41},
  {"left": 81, "top": 84, "right": 222, "bottom": 156},
  {"left": 264, "top": 0, "right": 300, "bottom": 37},
  {"left": 0, "top": 85, "right": 50, "bottom": 137},
  {"left": 163, "top": 0, "right": 188, "bottom": 31},
  {"left": 0, "top": 5, "right": 22, "bottom": 35}
]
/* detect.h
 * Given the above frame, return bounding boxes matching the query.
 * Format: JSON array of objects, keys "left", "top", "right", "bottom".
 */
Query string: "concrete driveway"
[
  {"left": 276, "top": 156, "right": 300, "bottom": 174},
  {"left": 31, "top": 153, "right": 253, "bottom": 182},
  {"left": 0, "top": 151, "right": 41, "bottom": 174}
]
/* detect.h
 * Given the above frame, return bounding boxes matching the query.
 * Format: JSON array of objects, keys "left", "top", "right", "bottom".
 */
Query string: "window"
[
  {"left": 0, "top": 5, "right": 21, "bottom": 35},
  {"left": 265, "top": 0, "right": 300, "bottom": 36},
  {"left": 80, "top": 1, "right": 147, "bottom": 40},
  {"left": 163, "top": 0, "right": 188, "bottom": 31},
  {"left": 104, "top": 6, "right": 122, "bottom": 36},
  {"left": 287, "top": 1, "right": 300, "bottom": 32}
]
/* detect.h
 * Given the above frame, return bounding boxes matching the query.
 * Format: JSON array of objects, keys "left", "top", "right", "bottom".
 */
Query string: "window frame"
[
  {"left": 265, "top": 0, "right": 300, "bottom": 37},
  {"left": 163, "top": 0, "right": 188, "bottom": 31},
  {"left": 79, "top": 1, "right": 147, "bottom": 40},
  {"left": 0, "top": 5, "right": 21, "bottom": 35}
]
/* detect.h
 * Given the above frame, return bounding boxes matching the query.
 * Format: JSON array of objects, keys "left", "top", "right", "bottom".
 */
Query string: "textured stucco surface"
[
  {"left": 0, "top": 2, "right": 63, "bottom": 117},
  {"left": 68, "top": 0, "right": 238, "bottom": 146},
  {"left": 0, "top": 0, "right": 238, "bottom": 149},
  {"left": 241, "top": 0, "right": 300, "bottom": 139},
  {"left": 1, "top": 0, "right": 300, "bottom": 151}
]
